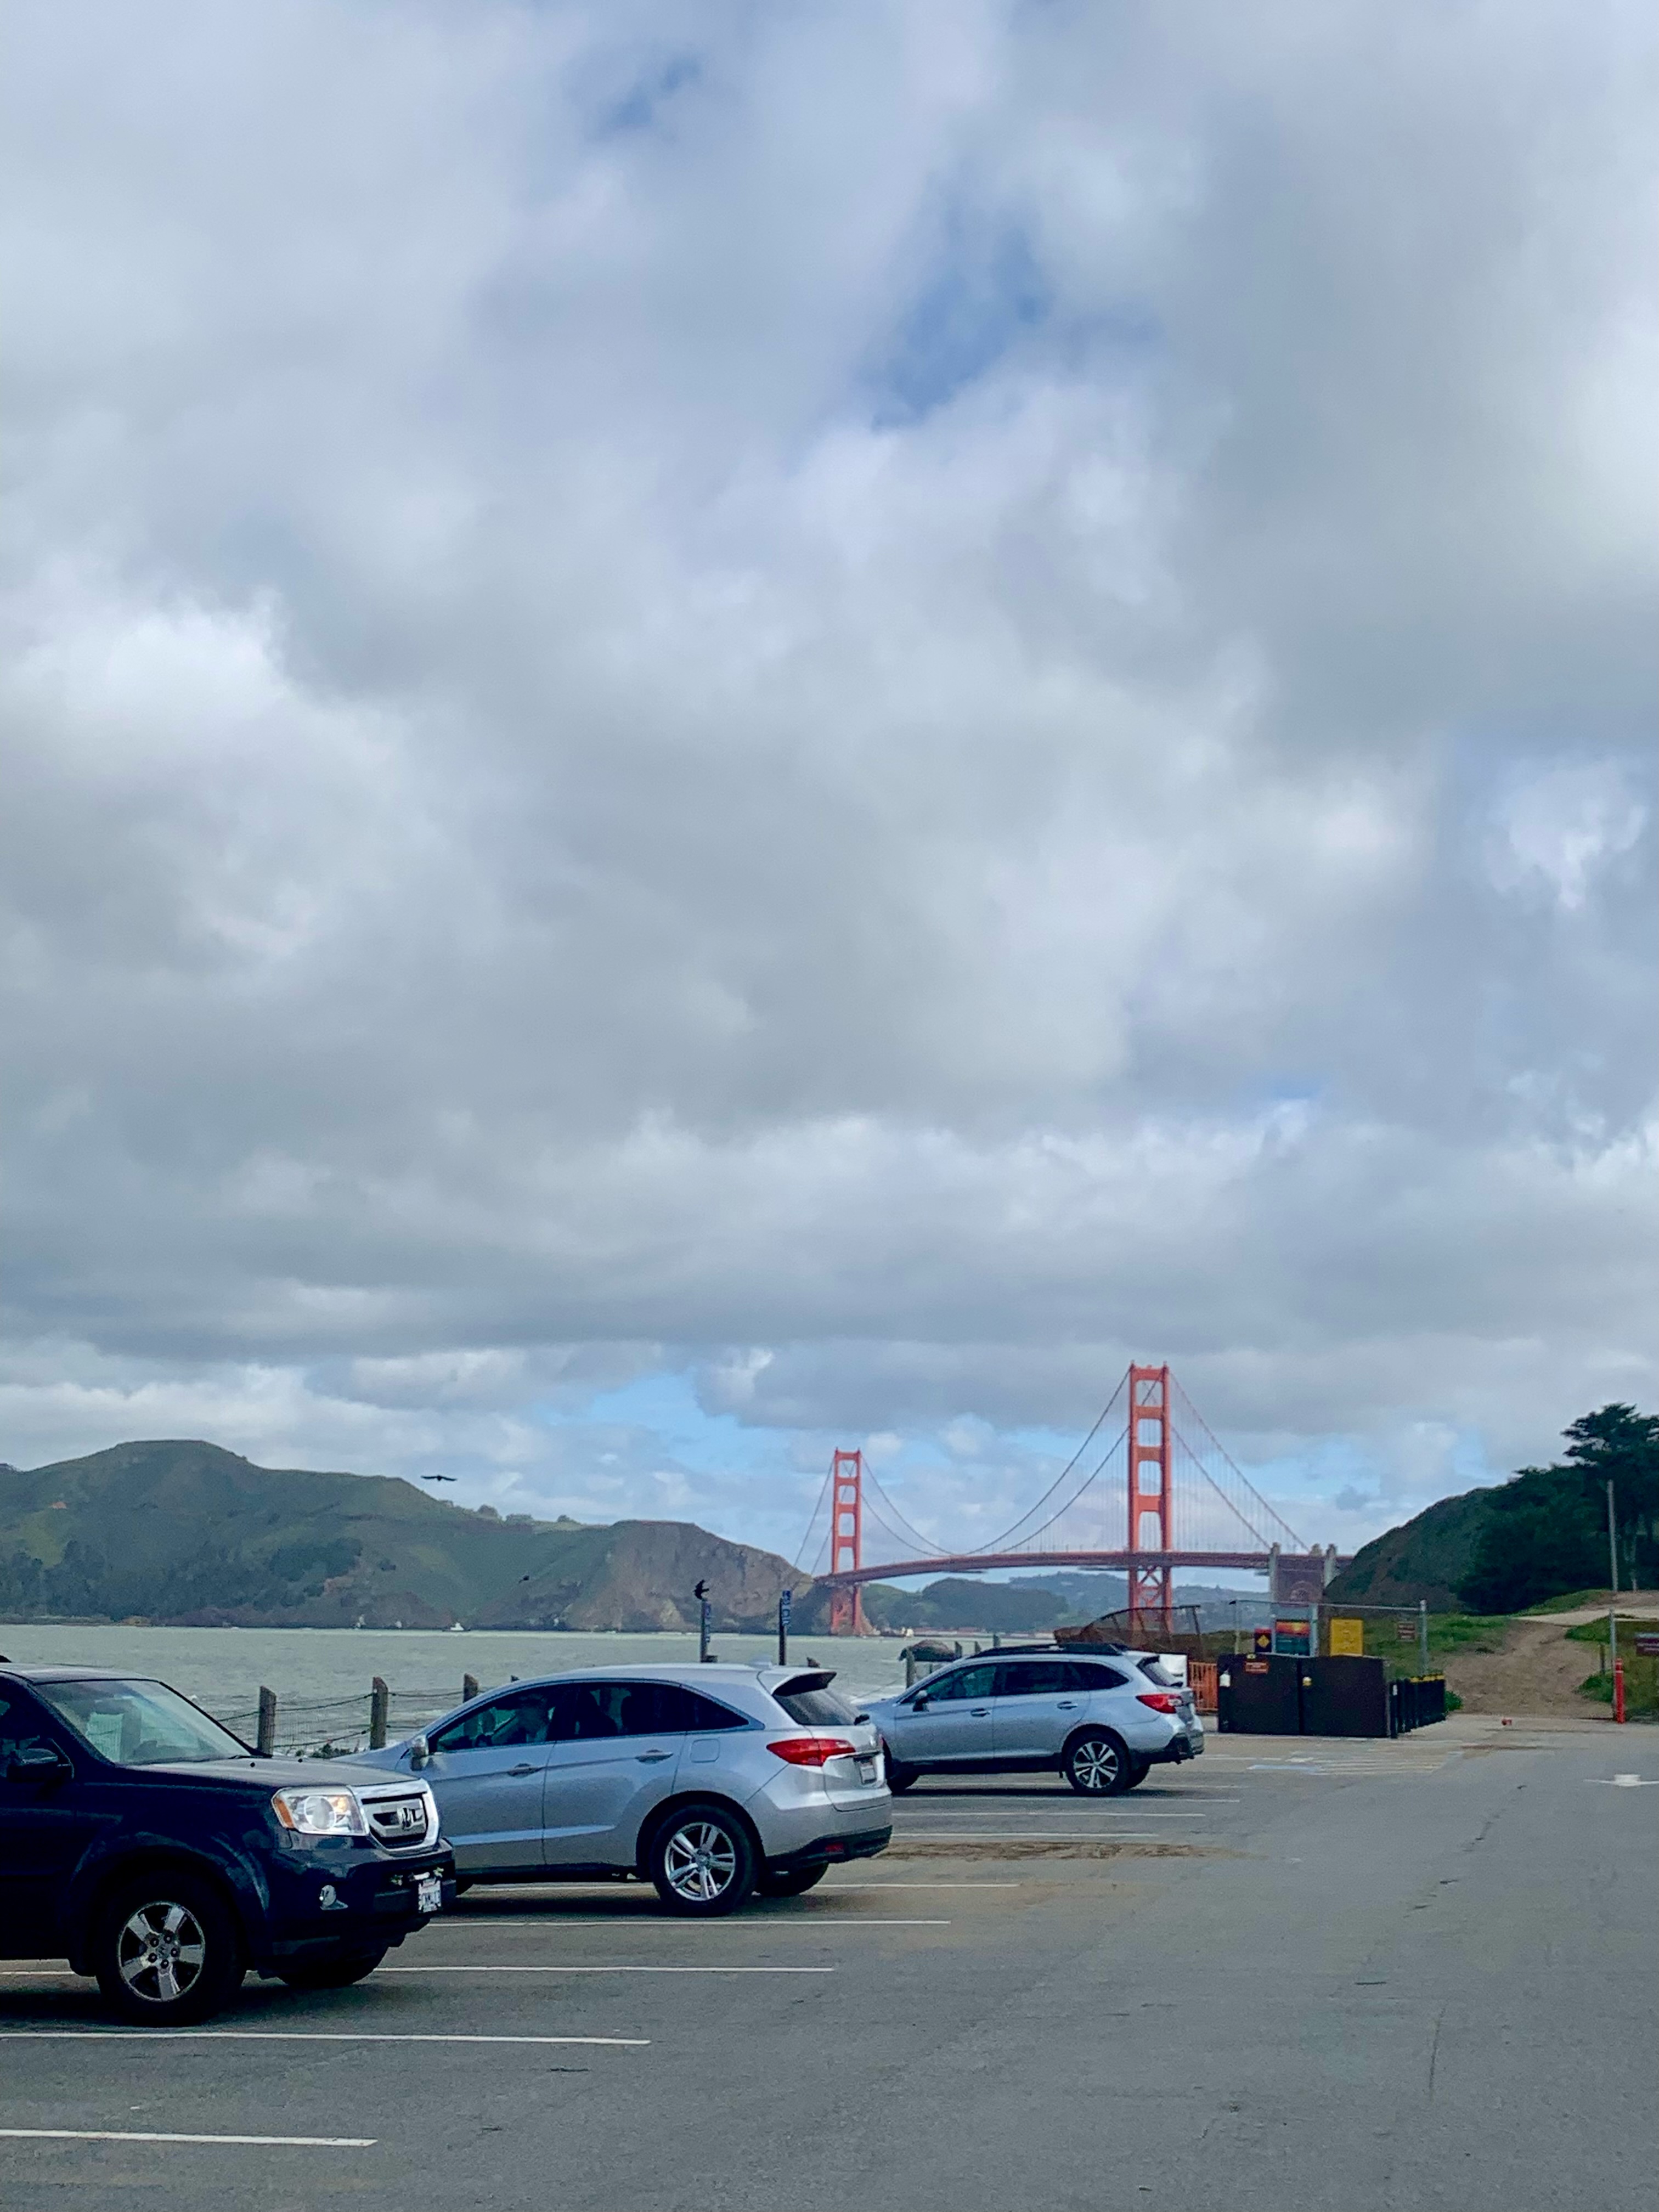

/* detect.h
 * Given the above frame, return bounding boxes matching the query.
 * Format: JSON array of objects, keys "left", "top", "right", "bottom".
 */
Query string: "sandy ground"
[{"left": 1442, "top": 1615, "right": 1656, "bottom": 1718}]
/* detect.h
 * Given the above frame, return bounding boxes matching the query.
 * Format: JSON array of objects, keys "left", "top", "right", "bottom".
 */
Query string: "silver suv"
[
  {"left": 865, "top": 1647, "right": 1203, "bottom": 1795},
  {"left": 354, "top": 1664, "right": 890, "bottom": 1915}
]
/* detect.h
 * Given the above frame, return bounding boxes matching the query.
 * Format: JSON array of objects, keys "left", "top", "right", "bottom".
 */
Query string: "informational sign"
[
  {"left": 1253, "top": 1627, "right": 1273, "bottom": 1656},
  {"left": 1397, "top": 1617, "right": 1418, "bottom": 1641},
  {"left": 1329, "top": 1616, "right": 1365, "bottom": 1657},
  {"left": 1634, "top": 1632, "right": 1659, "bottom": 1656},
  {"left": 779, "top": 1588, "right": 792, "bottom": 1627},
  {"left": 1273, "top": 1617, "right": 1312, "bottom": 1657}
]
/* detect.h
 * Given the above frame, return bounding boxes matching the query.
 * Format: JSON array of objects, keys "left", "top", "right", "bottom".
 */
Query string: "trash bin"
[
  {"left": 1217, "top": 1653, "right": 1302, "bottom": 1734},
  {"left": 1297, "top": 1655, "right": 1389, "bottom": 1739}
]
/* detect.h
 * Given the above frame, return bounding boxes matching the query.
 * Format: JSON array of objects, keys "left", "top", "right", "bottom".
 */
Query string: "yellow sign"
[{"left": 1329, "top": 1616, "right": 1365, "bottom": 1657}]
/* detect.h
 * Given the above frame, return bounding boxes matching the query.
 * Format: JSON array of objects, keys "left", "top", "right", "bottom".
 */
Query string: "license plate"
[
  {"left": 415, "top": 1873, "right": 443, "bottom": 1915},
  {"left": 856, "top": 1757, "right": 878, "bottom": 1785}
]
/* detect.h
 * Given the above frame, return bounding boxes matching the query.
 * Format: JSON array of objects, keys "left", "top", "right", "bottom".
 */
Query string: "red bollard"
[{"left": 1613, "top": 1662, "right": 1626, "bottom": 1724}]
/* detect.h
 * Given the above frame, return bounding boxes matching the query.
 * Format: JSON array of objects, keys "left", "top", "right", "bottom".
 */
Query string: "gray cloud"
[{"left": 2, "top": 2, "right": 1654, "bottom": 1556}]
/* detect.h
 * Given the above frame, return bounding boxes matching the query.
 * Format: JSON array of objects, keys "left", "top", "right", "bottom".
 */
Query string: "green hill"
[
  {"left": 1327, "top": 1403, "right": 1657, "bottom": 1612},
  {"left": 1327, "top": 1487, "right": 1495, "bottom": 1611},
  {"left": 0, "top": 1441, "right": 821, "bottom": 1632}
]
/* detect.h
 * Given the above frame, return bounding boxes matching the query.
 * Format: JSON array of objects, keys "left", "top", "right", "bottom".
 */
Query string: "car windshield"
[{"left": 33, "top": 1678, "right": 253, "bottom": 1766}]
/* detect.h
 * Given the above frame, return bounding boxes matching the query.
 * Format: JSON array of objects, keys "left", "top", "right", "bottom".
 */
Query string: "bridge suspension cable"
[{"left": 967, "top": 1368, "right": 1130, "bottom": 1556}]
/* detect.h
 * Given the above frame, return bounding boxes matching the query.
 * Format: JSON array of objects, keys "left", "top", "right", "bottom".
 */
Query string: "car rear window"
[
  {"left": 1069, "top": 1661, "right": 1128, "bottom": 1690},
  {"left": 771, "top": 1673, "right": 859, "bottom": 1726},
  {"left": 1136, "top": 1656, "right": 1180, "bottom": 1687}
]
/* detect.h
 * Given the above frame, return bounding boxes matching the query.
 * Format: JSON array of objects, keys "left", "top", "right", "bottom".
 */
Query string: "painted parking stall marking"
[
  {"left": 0, "top": 2128, "right": 377, "bottom": 2147},
  {"left": 0, "top": 2029, "right": 648, "bottom": 2047}
]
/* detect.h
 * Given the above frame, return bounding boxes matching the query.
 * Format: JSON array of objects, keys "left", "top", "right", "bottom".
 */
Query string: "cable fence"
[{"left": 206, "top": 1677, "right": 492, "bottom": 1759}]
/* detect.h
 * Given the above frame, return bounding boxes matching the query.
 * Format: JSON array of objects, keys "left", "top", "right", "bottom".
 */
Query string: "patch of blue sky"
[
  {"left": 539, "top": 1368, "right": 783, "bottom": 1477},
  {"left": 866, "top": 219, "right": 1051, "bottom": 426},
  {"left": 595, "top": 50, "right": 702, "bottom": 137}
]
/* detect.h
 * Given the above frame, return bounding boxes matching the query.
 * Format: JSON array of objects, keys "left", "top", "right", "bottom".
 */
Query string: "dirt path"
[{"left": 1443, "top": 1618, "right": 1617, "bottom": 1718}]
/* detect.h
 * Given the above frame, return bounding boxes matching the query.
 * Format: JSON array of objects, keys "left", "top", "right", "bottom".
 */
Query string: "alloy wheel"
[
  {"left": 1069, "top": 1735, "right": 1122, "bottom": 1793},
  {"left": 662, "top": 1820, "right": 739, "bottom": 1903},
  {"left": 116, "top": 1900, "right": 208, "bottom": 2007}
]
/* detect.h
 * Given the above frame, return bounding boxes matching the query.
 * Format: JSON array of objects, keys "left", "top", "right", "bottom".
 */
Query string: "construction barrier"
[
  {"left": 1189, "top": 1660, "right": 1218, "bottom": 1714},
  {"left": 1217, "top": 1655, "right": 1448, "bottom": 1740}
]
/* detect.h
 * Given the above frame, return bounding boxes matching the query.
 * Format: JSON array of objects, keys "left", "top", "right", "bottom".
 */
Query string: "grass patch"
[
  {"left": 1563, "top": 1613, "right": 1659, "bottom": 1644},
  {"left": 1572, "top": 1645, "right": 1659, "bottom": 1717},
  {"left": 1522, "top": 1588, "right": 1622, "bottom": 1614}
]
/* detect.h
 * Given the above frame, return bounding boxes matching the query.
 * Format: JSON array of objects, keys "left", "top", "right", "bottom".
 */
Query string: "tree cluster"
[{"left": 1459, "top": 1405, "right": 1659, "bottom": 1614}]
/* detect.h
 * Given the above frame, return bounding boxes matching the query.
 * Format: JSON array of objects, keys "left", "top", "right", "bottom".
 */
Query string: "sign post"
[
  {"left": 695, "top": 1579, "right": 712, "bottom": 1664},
  {"left": 778, "top": 1587, "right": 792, "bottom": 1666}
]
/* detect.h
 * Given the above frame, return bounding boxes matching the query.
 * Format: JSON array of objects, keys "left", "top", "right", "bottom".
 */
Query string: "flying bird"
[{"left": 421, "top": 1474, "right": 456, "bottom": 1483}]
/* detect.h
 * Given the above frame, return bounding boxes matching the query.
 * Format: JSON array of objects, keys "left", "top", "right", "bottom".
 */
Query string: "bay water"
[{"left": 0, "top": 1622, "right": 920, "bottom": 1751}]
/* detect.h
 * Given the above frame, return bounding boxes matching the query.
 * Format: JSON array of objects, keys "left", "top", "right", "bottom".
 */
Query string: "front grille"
[{"left": 360, "top": 1790, "right": 433, "bottom": 1850}]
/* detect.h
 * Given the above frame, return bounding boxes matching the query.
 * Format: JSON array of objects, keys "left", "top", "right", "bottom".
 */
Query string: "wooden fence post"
[
  {"left": 369, "top": 1677, "right": 390, "bottom": 1750},
  {"left": 462, "top": 1673, "right": 479, "bottom": 1703},
  {"left": 256, "top": 1686, "right": 276, "bottom": 1757}
]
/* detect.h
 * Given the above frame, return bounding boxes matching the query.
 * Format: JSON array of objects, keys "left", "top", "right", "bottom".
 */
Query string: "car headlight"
[{"left": 272, "top": 1786, "right": 369, "bottom": 1837}]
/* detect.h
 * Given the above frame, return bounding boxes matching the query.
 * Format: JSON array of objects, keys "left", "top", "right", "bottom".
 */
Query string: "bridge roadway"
[{"left": 827, "top": 1547, "right": 1283, "bottom": 1587}]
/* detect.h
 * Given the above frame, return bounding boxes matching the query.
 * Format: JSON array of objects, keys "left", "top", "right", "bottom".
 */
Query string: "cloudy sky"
[{"left": 3, "top": 2, "right": 1654, "bottom": 1575}]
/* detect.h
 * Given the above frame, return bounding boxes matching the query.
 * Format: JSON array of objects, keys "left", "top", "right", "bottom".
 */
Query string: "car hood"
[{"left": 136, "top": 1756, "right": 419, "bottom": 1793}]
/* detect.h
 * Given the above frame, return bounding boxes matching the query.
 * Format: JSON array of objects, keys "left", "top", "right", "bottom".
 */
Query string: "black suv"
[{"left": 0, "top": 1663, "right": 455, "bottom": 2022}]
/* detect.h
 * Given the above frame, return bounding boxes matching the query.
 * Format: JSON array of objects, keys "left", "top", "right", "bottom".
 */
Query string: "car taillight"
[
  {"left": 1137, "top": 1691, "right": 1181, "bottom": 1714},
  {"left": 766, "top": 1735, "right": 857, "bottom": 1767}
]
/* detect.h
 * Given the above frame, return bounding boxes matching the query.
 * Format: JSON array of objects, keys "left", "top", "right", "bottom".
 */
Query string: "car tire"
[
  {"left": 1063, "top": 1729, "right": 1135, "bottom": 1797},
  {"left": 1122, "top": 1758, "right": 1151, "bottom": 1792},
  {"left": 93, "top": 1871, "right": 245, "bottom": 2025},
  {"left": 756, "top": 1864, "right": 829, "bottom": 1899},
  {"left": 648, "top": 1801, "right": 757, "bottom": 1916},
  {"left": 883, "top": 1746, "right": 919, "bottom": 1793},
  {"left": 274, "top": 1948, "right": 388, "bottom": 1990}
]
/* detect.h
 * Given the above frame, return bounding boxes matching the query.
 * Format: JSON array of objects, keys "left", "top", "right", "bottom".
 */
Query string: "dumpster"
[
  {"left": 1216, "top": 1653, "right": 1302, "bottom": 1734},
  {"left": 1297, "top": 1655, "right": 1389, "bottom": 1738}
]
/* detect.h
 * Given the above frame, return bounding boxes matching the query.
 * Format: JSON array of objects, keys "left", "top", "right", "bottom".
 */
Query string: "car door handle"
[
  {"left": 636, "top": 1751, "right": 672, "bottom": 1763},
  {"left": 1057, "top": 1701, "right": 1077, "bottom": 1711},
  {"left": 507, "top": 1763, "right": 538, "bottom": 1777},
  {"left": 969, "top": 1707, "right": 989, "bottom": 1716}
]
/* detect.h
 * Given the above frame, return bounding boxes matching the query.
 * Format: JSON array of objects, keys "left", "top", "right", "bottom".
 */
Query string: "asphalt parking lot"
[{"left": 3, "top": 1717, "right": 1655, "bottom": 2212}]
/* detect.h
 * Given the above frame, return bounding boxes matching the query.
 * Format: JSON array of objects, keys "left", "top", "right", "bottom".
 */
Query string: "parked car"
[
  {"left": 355, "top": 1663, "right": 891, "bottom": 1915},
  {"left": 866, "top": 1646, "right": 1204, "bottom": 1795},
  {"left": 0, "top": 1662, "right": 453, "bottom": 2023}
]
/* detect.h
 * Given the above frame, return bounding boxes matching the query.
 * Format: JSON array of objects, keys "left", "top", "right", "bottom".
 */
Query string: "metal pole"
[
  {"left": 1606, "top": 1477, "right": 1619, "bottom": 1596},
  {"left": 369, "top": 1677, "right": 390, "bottom": 1750},
  {"left": 1418, "top": 1599, "right": 1429, "bottom": 1674},
  {"left": 256, "top": 1686, "right": 276, "bottom": 1757},
  {"left": 696, "top": 1581, "right": 712, "bottom": 1663},
  {"left": 777, "top": 1587, "right": 791, "bottom": 1667},
  {"left": 1607, "top": 1480, "right": 1620, "bottom": 1701}
]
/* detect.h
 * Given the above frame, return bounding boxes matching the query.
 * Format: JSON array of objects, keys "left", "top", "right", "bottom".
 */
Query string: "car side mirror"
[
  {"left": 911, "top": 1693, "right": 929, "bottom": 1711},
  {"left": 407, "top": 1734, "right": 431, "bottom": 1769},
  {"left": 8, "top": 1743, "right": 71, "bottom": 1785}
]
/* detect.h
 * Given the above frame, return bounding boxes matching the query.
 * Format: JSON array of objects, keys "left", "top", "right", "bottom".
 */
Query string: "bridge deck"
[{"left": 823, "top": 1548, "right": 1310, "bottom": 1587}]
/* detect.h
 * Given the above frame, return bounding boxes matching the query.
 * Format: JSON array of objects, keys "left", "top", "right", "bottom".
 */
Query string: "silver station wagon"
[
  {"left": 356, "top": 1664, "right": 890, "bottom": 1915},
  {"left": 865, "top": 1645, "right": 1204, "bottom": 1795}
]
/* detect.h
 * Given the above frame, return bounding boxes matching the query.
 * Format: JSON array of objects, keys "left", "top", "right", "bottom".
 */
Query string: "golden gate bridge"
[{"left": 796, "top": 1363, "right": 1347, "bottom": 1636}]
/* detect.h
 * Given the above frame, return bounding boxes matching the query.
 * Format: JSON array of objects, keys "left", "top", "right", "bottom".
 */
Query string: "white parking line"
[
  {"left": 894, "top": 1809, "right": 1210, "bottom": 1819},
  {"left": 0, "top": 2030, "right": 646, "bottom": 2047},
  {"left": 894, "top": 1832, "right": 1171, "bottom": 1842},
  {"left": 824, "top": 1882, "right": 1020, "bottom": 1889},
  {"left": 381, "top": 1965, "right": 833, "bottom": 1974},
  {"left": 0, "top": 2128, "right": 376, "bottom": 2148},
  {"left": 441, "top": 1916, "right": 949, "bottom": 1929}
]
